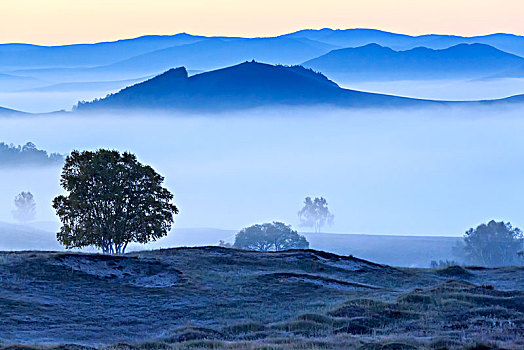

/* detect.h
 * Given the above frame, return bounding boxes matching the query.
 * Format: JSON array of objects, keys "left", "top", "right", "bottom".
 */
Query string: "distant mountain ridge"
[
  {"left": 302, "top": 43, "right": 524, "bottom": 81},
  {"left": 2, "top": 28, "right": 523, "bottom": 76},
  {"left": 0, "top": 36, "right": 335, "bottom": 73},
  {"left": 0, "top": 33, "right": 206, "bottom": 69},
  {"left": 283, "top": 28, "right": 524, "bottom": 57},
  {"left": 2, "top": 28, "right": 523, "bottom": 101},
  {"left": 93, "top": 37, "right": 337, "bottom": 75}
]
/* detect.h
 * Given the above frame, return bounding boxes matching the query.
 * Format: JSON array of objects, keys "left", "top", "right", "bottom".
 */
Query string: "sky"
[{"left": 0, "top": 0, "right": 523, "bottom": 45}]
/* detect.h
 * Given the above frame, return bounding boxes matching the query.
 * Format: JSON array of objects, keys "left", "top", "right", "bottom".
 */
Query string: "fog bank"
[{"left": 1, "top": 105, "right": 524, "bottom": 240}]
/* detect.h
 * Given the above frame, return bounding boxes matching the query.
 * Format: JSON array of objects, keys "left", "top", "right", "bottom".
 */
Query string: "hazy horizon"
[{"left": 1, "top": 27, "right": 524, "bottom": 46}]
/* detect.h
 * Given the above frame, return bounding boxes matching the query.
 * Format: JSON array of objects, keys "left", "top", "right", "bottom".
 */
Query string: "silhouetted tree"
[
  {"left": 298, "top": 197, "right": 334, "bottom": 233},
  {"left": 52, "top": 150, "right": 178, "bottom": 254},
  {"left": 463, "top": 220, "right": 523, "bottom": 267},
  {"left": 12, "top": 191, "right": 36, "bottom": 223},
  {"left": 234, "top": 222, "right": 309, "bottom": 251}
]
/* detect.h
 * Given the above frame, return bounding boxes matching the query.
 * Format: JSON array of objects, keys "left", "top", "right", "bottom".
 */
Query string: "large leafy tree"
[
  {"left": 297, "top": 197, "right": 334, "bottom": 233},
  {"left": 52, "top": 150, "right": 178, "bottom": 254},
  {"left": 12, "top": 191, "right": 36, "bottom": 223},
  {"left": 463, "top": 220, "right": 523, "bottom": 267},
  {"left": 234, "top": 222, "right": 309, "bottom": 251}
]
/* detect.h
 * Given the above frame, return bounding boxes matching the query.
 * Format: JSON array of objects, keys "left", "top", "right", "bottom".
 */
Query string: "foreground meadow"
[{"left": 1, "top": 247, "right": 523, "bottom": 349}]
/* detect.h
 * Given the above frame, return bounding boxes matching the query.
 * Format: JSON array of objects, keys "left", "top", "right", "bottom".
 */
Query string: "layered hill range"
[
  {"left": 1, "top": 28, "right": 524, "bottom": 113},
  {"left": 1, "top": 29, "right": 524, "bottom": 91},
  {"left": 303, "top": 43, "right": 524, "bottom": 81},
  {"left": 76, "top": 62, "right": 523, "bottom": 112}
]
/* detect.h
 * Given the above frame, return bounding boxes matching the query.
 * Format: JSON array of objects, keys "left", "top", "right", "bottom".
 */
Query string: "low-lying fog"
[
  {"left": 0, "top": 90, "right": 121, "bottom": 114},
  {"left": 1, "top": 105, "right": 524, "bottom": 241},
  {"left": 340, "top": 78, "right": 524, "bottom": 101},
  {"left": 2, "top": 77, "right": 524, "bottom": 113}
]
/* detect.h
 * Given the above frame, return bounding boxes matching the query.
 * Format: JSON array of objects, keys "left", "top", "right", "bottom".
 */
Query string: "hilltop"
[
  {"left": 76, "top": 62, "right": 524, "bottom": 112},
  {"left": 1, "top": 247, "right": 523, "bottom": 348},
  {"left": 76, "top": 61, "right": 432, "bottom": 111}
]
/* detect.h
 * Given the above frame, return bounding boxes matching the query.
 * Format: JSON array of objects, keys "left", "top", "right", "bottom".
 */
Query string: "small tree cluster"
[
  {"left": 234, "top": 222, "right": 309, "bottom": 251},
  {"left": 12, "top": 191, "right": 36, "bottom": 223},
  {"left": 430, "top": 260, "right": 460, "bottom": 269},
  {"left": 298, "top": 197, "right": 334, "bottom": 233},
  {"left": 53, "top": 150, "right": 178, "bottom": 254},
  {"left": 462, "top": 220, "right": 523, "bottom": 267}
]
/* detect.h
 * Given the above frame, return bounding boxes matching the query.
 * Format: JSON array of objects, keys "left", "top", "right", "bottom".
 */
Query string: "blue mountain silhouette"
[
  {"left": 0, "top": 106, "right": 24, "bottom": 115},
  {"left": 3, "top": 62, "right": 522, "bottom": 114},
  {"left": 284, "top": 28, "right": 524, "bottom": 57},
  {"left": 95, "top": 37, "right": 336, "bottom": 74},
  {"left": 76, "top": 62, "right": 442, "bottom": 111},
  {"left": 0, "top": 33, "right": 204, "bottom": 69},
  {"left": 302, "top": 43, "right": 524, "bottom": 81},
  {"left": 2, "top": 29, "right": 522, "bottom": 76}
]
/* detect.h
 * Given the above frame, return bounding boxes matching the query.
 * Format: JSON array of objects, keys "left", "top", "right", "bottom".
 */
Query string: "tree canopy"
[
  {"left": 297, "top": 197, "right": 334, "bottom": 233},
  {"left": 234, "top": 222, "right": 309, "bottom": 251},
  {"left": 12, "top": 191, "right": 36, "bottom": 223},
  {"left": 52, "top": 149, "right": 178, "bottom": 254},
  {"left": 463, "top": 220, "right": 523, "bottom": 267}
]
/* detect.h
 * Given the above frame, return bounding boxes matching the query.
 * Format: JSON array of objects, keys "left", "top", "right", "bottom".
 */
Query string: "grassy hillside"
[
  {"left": 139, "top": 229, "right": 462, "bottom": 267},
  {"left": 0, "top": 223, "right": 461, "bottom": 267},
  {"left": 1, "top": 247, "right": 522, "bottom": 349}
]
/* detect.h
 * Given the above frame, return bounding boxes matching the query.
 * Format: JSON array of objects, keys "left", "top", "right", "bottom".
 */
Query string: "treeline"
[{"left": 0, "top": 142, "right": 63, "bottom": 167}]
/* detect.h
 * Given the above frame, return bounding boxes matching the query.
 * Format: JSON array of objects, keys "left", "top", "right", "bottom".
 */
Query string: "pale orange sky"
[{"left": 0, "top": 0, "right": 523, "bottom": 45}]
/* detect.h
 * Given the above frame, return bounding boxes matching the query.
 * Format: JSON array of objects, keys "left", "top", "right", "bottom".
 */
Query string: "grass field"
[{"left": 1, "top": 247, "right": 523, "bottom": 349}]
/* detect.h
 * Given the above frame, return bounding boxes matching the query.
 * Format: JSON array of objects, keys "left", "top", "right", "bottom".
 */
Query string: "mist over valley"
[{"left": 1, "top": 24, "right": 524, "bottom": 349}]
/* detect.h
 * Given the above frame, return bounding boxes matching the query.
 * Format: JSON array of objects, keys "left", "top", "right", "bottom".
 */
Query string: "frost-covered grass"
[{"left": 1, "top": 247, "right": 523, "bottom": 349}]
